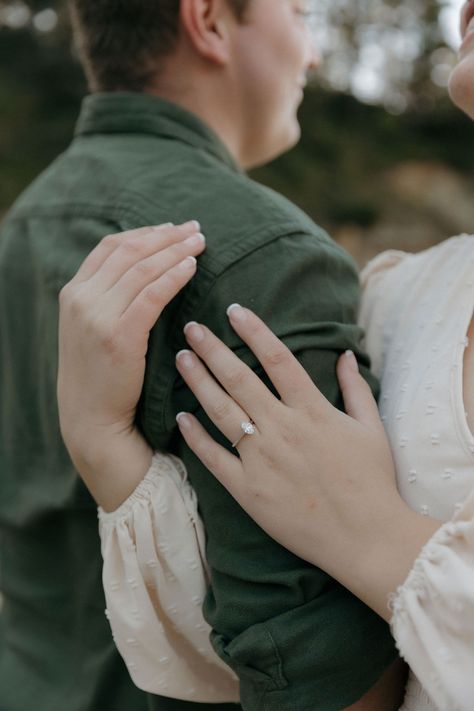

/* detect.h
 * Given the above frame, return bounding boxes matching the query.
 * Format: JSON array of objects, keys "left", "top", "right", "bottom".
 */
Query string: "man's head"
[{"left": 70, "top": 0, "right": 319, "bottom": 168}]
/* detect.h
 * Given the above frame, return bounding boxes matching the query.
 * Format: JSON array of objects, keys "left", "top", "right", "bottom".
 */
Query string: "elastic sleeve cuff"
[{"left": 98, "top": 452, "right": 198, "bottom": 526}]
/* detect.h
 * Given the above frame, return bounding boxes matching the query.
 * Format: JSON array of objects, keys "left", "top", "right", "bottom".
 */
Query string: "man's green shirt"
[{"left": 0, "top": 93, "right": 397, "bottom": 711}]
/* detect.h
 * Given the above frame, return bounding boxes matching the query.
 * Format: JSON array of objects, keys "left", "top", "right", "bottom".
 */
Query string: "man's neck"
[{"left": 149, "top": 74, "right": 244, "bottom": 168}]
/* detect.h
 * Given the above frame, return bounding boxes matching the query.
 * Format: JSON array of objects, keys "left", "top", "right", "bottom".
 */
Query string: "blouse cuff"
[
  {"left": 98, "top": 452, "right": 198, "bottom": 525},
  {"left": 97, "top": 451, "right": 239, "bottom": 702}
]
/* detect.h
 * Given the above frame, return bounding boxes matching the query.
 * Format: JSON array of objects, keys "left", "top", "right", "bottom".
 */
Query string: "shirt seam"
[{"left": 146, "top": 231, "right": 347, "bottom": 436}]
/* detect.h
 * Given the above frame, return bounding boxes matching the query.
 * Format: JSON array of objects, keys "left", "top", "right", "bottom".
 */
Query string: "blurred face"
[
  {"left": 448, "top": 0, "right": 474, "bottom": 119},
  {"left": 230, "top": 0, "right": 320, "bottom": 168}
]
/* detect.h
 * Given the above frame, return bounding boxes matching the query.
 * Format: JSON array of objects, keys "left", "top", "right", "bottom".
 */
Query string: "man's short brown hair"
[{"left": 70, "top": 0, "right": 250, "bottom": 93}]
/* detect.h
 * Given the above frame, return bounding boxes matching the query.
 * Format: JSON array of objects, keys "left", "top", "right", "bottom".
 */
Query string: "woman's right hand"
[{"left": 57, "top": 221, "right": 205, "bottom": 510}]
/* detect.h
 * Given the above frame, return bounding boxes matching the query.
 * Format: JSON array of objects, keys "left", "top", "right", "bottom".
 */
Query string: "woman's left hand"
[{"left": 176, "top": 305, "right": 440, "bottom": 619}]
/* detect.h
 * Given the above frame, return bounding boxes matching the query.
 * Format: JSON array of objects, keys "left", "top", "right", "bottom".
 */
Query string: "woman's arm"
[
  {"left": 174, "top": 305, "right": 441, "bottom": 621},
  {"left": 57, "top": 221, "right": 205, "bottom": 511}
]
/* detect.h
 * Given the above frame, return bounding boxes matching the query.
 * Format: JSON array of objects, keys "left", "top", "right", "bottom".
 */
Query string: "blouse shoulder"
[
  {"left": 358, "top": 250, "right": 410, "bottom": 378},
  {"left": 360, "top": 250, "right": 409, "bottom": 290}
]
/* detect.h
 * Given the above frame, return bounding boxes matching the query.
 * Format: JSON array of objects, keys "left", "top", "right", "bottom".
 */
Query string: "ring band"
[{"left": 232, "top": 421, "right": 256, "bottom": 448}]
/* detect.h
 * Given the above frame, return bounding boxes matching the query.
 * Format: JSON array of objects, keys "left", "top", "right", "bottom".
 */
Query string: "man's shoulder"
[
  {"left": 4, "top": 133, "right": 346, "bottom": 278},
  {"left": 188, "top": 172, "right": 354, "bottom": 278}
]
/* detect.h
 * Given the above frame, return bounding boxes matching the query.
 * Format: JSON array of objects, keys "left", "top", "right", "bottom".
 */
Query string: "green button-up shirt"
[{"left": 0, "top": 93, "right": 397, "bottom": 711}]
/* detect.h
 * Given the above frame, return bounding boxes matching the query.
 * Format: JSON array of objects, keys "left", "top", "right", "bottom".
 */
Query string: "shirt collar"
[{"left": 74, "top": 92, "right": 241, "bottom": 173}]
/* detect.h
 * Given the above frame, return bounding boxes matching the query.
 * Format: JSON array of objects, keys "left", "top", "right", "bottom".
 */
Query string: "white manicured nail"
[
  {"left": 176, "top": 350, "right": 195, "bottom": 368},
  {"left": 184, "top": 233, "right": 205, "bottom": 247},
  {"left": 176, "top": 412, "right": 192, "bottom": 430},
  {"left": 184, "top": 322, "right": 205, "bottom": 342},
  {"left": 345, "top": 350, "right": 359, "bottom": 372},
  {"left": 152, "top": 223, "right": 173, "bottom": 230},
  {"left": 179, "top": 256, "right": 197, "bottom": 270},
  {"left": 227, "top": 303, "right": 246, "bottom": 322}
]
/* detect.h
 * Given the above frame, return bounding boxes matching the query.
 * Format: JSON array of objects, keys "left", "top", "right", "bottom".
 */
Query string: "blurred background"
[{"left": 0, "top": 0, "right": 473, "bottom": 265}]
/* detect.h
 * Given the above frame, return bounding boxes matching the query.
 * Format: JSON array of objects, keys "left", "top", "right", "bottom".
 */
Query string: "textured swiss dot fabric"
[
  {"left": 360, "top": 235, "right": 474, "bottom": 711},
  {"left": 99, "top": 454, "right": 239, "bottom": 703}
]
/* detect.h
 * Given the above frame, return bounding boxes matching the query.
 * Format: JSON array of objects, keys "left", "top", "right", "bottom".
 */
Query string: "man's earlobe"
[{"left": 180, "top": 0, "right": 232, "bottom": 65}]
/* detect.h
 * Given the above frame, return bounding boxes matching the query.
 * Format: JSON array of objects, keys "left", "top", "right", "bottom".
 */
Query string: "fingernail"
[
  {"left": 176, "top": 412, "right": 192, "bottom": 430},
  {"left": 226, "top": 303, "right": 246, "bottom": 322},
  {"left": 345, "top": 350, "right": 359, "bottom": 372},
  {"left": 152, "top": 222, "right": 173, "bottom": 230},
  {"left": 181, "top": 220, "right": 200, "bottom": 232},
  {"left": 176, "top": 350, "right": 195, "bottom": 368},
  {"left": 179, "top": 256, "right": 197, "bottom": 270},
  {"left": 184, "top": 233, "right": 205, "bottom": 247},
  {"left": 184, "top": 322, "right": 205, "bottom": 342}
]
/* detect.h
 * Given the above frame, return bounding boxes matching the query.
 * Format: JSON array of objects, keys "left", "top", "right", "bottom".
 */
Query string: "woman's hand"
[
  {"left": 58, "top": 221, "right": 205, "bottom": 510},
  {"left": 175, "top": 305, "right": 440, "bottom": 619}
]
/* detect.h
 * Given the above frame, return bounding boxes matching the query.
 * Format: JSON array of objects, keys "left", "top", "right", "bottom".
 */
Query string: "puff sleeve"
[{"left": 98, "top": 453, "right": 239, "bottom": 703}]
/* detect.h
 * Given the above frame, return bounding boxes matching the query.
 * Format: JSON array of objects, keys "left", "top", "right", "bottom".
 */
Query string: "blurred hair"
[{"left": 70, "top": 0, "right": 251, "bottom": 92}]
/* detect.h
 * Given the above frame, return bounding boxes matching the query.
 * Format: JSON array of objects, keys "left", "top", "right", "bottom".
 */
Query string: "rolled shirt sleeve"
[{"left": 141, "top": 229, "right": 398, "bottom": 711}]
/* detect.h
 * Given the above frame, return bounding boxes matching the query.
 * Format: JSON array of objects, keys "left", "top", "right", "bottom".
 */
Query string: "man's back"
[{"left": 0, "top": 93, "right": 397, "bottom": 711}]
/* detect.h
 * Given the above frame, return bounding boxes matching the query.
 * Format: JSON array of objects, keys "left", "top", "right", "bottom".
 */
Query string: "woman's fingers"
[
  {"left": 183, "top": 321, "right": 279, "bottom": 421},
  {"left": 121, "top": 256, "right": 199, "bottom": 343},
  {"left": 336, "top": 352, "right": 384, "bottom": 431},
  {"left": 106, "top": 233, "right": 205, "bottom": 315},
  {"left": 226, "top": 305, "right": 323, "bottom": 408},
  {"left": 175, "top": 348, "right": 257, "bottom": 447},
  {"left": 79, "top": 221, "right": 201, "bottom": 290},
  {"left": 176, "top": 412, "right": 243, "bottom": 497},
  {"left": 72, "top": 225, "right": 165, "bottom": 284}
]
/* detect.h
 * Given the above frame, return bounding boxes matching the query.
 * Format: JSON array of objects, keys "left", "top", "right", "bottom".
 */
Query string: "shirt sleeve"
[
  {"left": 152, "top": 231, "right": 399, "bottom": 710},
  {"left": 98, "top": 452, "right": 239, "bottom": 704},
  {"left": 390, "top": 487, "right": 474, "bottom": 711}
]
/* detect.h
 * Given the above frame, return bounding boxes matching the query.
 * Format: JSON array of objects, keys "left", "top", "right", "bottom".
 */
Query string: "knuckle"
[
  {"left": 226, "top": 366, "right": 247, "bottom": 389},
  {"left": 62, "top": 287, "right": 86, "bottom": 317},
  {"left": 301, "top": 399, "right": 322, "bottom": 422},
  {"left": 195, "top": 340, "right": 216, "bottom": 363},
  {"left": 210, "top": 398, "right": 233, "bottom": 421},
  {"left": 99, "top": 328, "right": 121, "bottom": 357},
  {"left": 263, "top": 346, "right": 289, "bottom": 368},
  {"left": 101, "top": 232, "right": 120, "bottom": 249},
  {"left": 120, "top": 239, "right": 142, "bottom": 258},
  {"left": 143, "top": 282, "right": 163, "bottom": 305},
  {"left": 132, "top": 260, "right": 155, "bottom": 278},
  {"left": 161, "top": 269, "right": 181, "bottom": 288},
  {"left": 248, "top": 316, "right": 262, "bottom": 336}
]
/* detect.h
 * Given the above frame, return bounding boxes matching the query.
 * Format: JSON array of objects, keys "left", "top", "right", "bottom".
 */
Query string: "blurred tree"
[
  {"left": 310, "top": 0, "right": 461, "bottom": 111},
  {"left": 0, "top": 0, "right": 84, "bottom": 208}
]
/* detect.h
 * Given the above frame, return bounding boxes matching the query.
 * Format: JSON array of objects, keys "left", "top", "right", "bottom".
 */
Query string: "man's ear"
[{"left": 180, "top": 0, "right": 235, "bottom": 65}]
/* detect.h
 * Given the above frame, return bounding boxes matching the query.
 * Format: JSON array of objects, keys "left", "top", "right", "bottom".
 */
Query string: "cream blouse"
[
  {"left": 99, "top": 235, "right": 474, "bottom": 710},
  {"left": 359, "top": 235, "right": 474, "bottom": 711}
]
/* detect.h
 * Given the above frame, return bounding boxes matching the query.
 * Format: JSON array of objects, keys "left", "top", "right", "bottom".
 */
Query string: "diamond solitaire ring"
[{"left": 232, "top": 421, "right": 256, "bottom": 448}]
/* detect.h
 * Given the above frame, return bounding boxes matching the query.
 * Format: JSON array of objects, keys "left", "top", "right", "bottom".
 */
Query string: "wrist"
[
  {"left": 67, "top": 426, "right": 153, "bottom": 512},
  {"left": 350, "top": 500, "right": 442, "bottom": 621}
]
